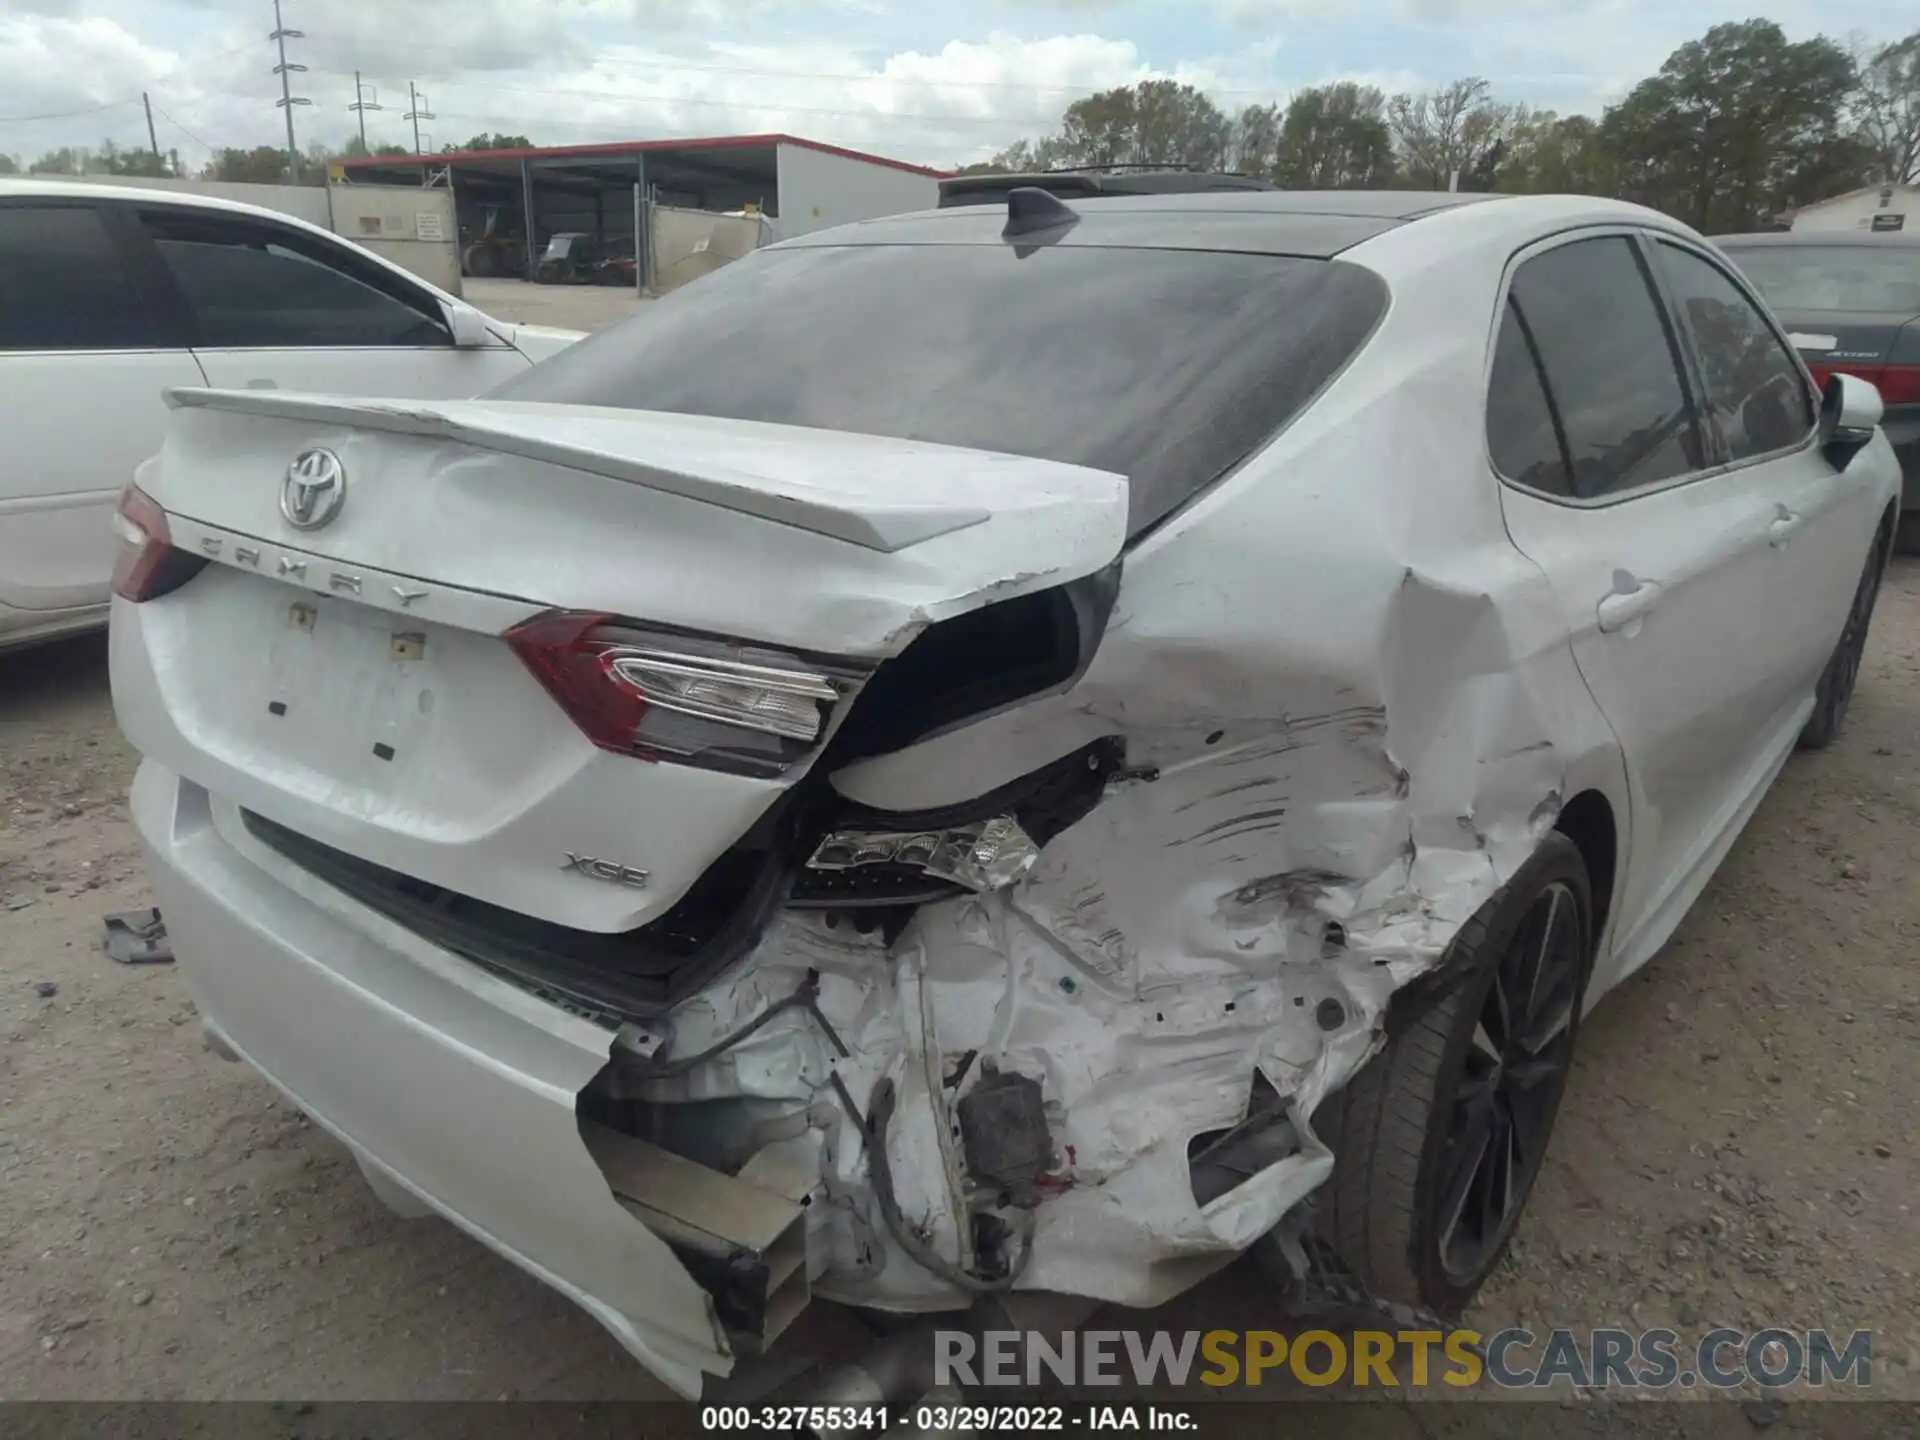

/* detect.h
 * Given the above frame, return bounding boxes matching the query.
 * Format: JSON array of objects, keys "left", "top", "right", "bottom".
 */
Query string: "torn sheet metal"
[
  {"left": 595, "top": 537, "right": 1598, "bottom": 1311},
  {"left": 574, "top": 286, "right": 1628, "bottom": 1334}
]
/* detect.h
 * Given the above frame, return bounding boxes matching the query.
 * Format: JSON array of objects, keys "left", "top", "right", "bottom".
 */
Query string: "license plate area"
[
  {"left": 248, "top": 591, "right": 444, "bottom": 785},
  {"left": 152, "top": 566, "right": 577, "bottom": 832}
]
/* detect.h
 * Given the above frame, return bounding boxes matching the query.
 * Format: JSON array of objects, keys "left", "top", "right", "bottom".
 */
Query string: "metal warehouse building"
[{"left": 338, "top": 132, "right": 944, "bottom": 289}]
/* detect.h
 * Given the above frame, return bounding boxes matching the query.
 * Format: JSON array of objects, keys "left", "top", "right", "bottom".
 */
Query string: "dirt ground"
[{"left": 1, "top": 279, "right": 1913, "bottom": 1408}]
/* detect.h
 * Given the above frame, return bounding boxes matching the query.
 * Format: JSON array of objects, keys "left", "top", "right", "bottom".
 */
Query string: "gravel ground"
[{"left": 2, "top": 281, "right": 1913, "bottom": 1407}]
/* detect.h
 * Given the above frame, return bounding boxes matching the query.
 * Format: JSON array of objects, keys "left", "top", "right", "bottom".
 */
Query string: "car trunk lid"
[{"left": 113, "top": 389, "right": 1127, "bottom": 990}]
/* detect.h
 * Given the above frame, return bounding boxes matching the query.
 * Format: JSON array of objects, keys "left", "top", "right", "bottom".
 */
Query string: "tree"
[
  {"left": 340, "top": 135, "right": 413, "bottom": 159},
  {"left": 453, "top": 132, "right": 533, "bottom": 152},
  {"left": 203, "top": 146, "right": 297, "bottom": 184},
  {"left": 0, "top": 154, "right": 16, "bottom": 176},
  {"left": 29, "top": 146, "right": 87, "bottom": 175},
  {"left": 1599, "top": 20, "right": 1864, "bottom": 233},
  {"left": 1388, "top": 77, "right": 1518, "bottom": 190},
  {"left": 1854, "top": 31, "right": 1920, "bottom": 184},
  {"left": 96, "top": 139, "right": 170, "bottom": 178},
  {"left": 1055, "top": 81, "right": 1231, "bottom": 169},
  {"left": 1228, "top": 102, "right": 1283, "bottom": 179},
  {"left": 1273, "top": 82, "right": 1395, "bottom": 188},
  {"left": 1493, "top": 112, "right": 1612, "bottom": 195}
]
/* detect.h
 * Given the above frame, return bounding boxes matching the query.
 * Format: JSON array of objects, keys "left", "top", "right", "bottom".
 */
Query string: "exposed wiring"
[
  {"left": 620, "top": 970, "right": 846, "bottom": 1079},
  {"left": 854, "top": 1074, "right": 1036, "bottom": 1296}
]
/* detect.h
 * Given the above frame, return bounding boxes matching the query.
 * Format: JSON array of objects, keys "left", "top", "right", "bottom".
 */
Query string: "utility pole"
[
  {"left": 269, "top": 0, "right": 311, "bottom": 183},
  {"left": 404, "top": 81, "right": 435, "bottom": 156},
  {"left": 348, "top": 71, "right": 382, "bottom": 150},
  {"left": 142, "top": 92, "right": 161, "bottom": 168}
]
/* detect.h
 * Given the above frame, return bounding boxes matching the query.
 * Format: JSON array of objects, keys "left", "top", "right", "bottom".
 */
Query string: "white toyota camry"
[{"left": 109, "top": 189, "right": 1901, "bottom": 1401}]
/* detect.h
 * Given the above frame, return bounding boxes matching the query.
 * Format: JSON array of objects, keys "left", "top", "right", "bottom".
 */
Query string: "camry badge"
[{"left": 282, "top": 449, "right": 347, "bottom": 530}]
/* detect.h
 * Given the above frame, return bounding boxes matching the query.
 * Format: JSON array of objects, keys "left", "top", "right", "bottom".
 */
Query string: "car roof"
[
  {"left": 778, "top": 190, "right": 1677, "bottom": 261},
  {"left": 0, "top": 176, "right": 313, "bottom": 223},
  {"left": 1714, "top": 230, "right": 1920, "bottom": 249}
]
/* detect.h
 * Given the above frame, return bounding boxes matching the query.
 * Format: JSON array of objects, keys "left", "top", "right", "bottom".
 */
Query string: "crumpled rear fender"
[{"left": 606, "top": 343, "right": 1629, "bottom": 1313}]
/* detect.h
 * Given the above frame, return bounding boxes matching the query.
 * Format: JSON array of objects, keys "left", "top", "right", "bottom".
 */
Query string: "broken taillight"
[
  {"left": 505, "top": 610, "right": 854, "bottom": 776},
  {"left": 111, "top": 484, "right": 205, "bottom": 603}
]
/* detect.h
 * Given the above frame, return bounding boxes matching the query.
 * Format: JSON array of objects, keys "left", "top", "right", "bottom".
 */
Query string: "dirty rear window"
[
  {"left": 1719, "top": 245, "right": 1920, "bottom": 315},
  {"left": 491, "top": 242, "right": 1389, "bottom": 536}
]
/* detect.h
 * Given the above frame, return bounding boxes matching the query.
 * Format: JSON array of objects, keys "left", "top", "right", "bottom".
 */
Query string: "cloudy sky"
[{"left": 0, "top": 0, "right": 1912, "bottom": 172}]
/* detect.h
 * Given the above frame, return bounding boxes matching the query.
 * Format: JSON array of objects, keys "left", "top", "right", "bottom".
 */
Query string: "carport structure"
[{"left": 337, "top": 133, "right": 943, "bottom": 287}]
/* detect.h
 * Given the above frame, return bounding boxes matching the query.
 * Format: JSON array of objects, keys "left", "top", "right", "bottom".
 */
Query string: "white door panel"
[
  {"left": 0, "top": 351, "right": 206, "bottom": 612},
  {"left": 1640, "top": 237, "right": 1872, "bottom": 734},
  {"left": 1762, "top": 450, "right": 1883, "bottom": 708},
  {"left": 189, "top": 346, "right": 531, "bottom": 403},
  {"left": 1503, "top": 479, "right": 1780, "bottom": 953}
]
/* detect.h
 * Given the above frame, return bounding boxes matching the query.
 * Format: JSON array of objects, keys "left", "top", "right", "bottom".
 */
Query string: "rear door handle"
[
  {"left": 1597, "top": 571, "right": 1661, "bottom": 634},
  {"left": 1769, "top": 504, "right": 1801, "bottom": 548}
]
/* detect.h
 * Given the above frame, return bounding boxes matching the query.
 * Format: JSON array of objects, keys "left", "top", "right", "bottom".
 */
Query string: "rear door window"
[
  {"left": 1487, "top": 299, "right": 1572, "bottom": 495},
  {"left": 491, "top": 242, "right": 1390, "bottom": 536},
  {"left": 1506, "top": 236, "right": 1705, "bottom": 500},
  {"left": 0, "top": 202, "right": 157, "bottom": 351},
  {"left": 138, "top": 208, "right": 451, "bottom": 348},
  {"left": 1652, "top": 241, "right": 1813, "bottom": 463}
]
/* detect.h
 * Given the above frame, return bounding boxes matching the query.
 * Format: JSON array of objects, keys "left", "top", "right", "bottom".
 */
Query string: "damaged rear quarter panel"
[{"left": 806, "top": 267, "right": 1629, "bottom": 1302}]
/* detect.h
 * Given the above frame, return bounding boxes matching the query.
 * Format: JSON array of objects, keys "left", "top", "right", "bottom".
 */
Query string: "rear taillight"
[
  {"left": 111, "top": 485, "right": 206, "bottom": 603},
  {"left": 506, "top": 610, "right": 858, "bottom": 776},
  {"left": 1875, "top": 365, "right": 1920, "bottom": 406},
  {"left": 1806, "top": 362, "right": 1920, "bottom": 408}
]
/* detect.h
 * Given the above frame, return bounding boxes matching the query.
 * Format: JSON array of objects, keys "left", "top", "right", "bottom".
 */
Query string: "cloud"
[
  {"left": 383, "top": 32, "right": 1169, "bottom": 166},
  {"left": 0, "top": 0, "right": 1904, "bottom": 173},
  {"left": 0, "top": 14, "right": 178, "bottom": 121}
]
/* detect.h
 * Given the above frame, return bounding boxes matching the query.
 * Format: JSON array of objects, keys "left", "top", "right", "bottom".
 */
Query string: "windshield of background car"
[
  {"left": 491, "top": 242, "right": 1390, "bottom": 537},
  {"left": 1719, "top": 245, "right": 1920, "bottom": 314}
]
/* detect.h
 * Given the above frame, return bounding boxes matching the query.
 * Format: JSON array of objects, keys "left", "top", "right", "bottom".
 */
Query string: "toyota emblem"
[{"left": 282, "top": 449, "right": 347, "bottom": 530}]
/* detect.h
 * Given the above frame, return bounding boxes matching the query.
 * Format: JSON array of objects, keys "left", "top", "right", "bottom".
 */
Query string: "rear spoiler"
[{"left": 164, "top": 387, "right": 1002, "bottom": 553}]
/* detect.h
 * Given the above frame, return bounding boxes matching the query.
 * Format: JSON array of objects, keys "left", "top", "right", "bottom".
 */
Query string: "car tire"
[
  {"left": 1312, "top": 831, "right": 1593, "bottom": 1317},
  {"left": 1796, "top": 535, "right": 1886, "bottom": 752}
]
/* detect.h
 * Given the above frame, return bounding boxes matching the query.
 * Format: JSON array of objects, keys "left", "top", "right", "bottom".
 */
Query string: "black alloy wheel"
[
  {"left": 1432, "top": 880, "right": 1584, "bottom": 1282},
  {"left": 1311, "top": 831, "right": 1593, "bottom": 1316}
]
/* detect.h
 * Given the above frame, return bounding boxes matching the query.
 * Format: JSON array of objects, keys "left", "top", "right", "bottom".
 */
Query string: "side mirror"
[
  {"left": 441, "top": 300, "right": 499, "bottom": 349},
  {"left": 1818, "top": 371, "right": 1882, "bottom": 469}
]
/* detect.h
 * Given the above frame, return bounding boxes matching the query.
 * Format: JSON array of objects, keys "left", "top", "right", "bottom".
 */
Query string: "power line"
[
  {"left": 339, "top": 73, "right": 1073, "bottom": 130},
  {"left": 148, "top": 101, "right": 221, "bottom": 154},
  {"left": 270, "top": 0, "right": 311, "bottom": 181},
  {"left": 403, "top": 81, "right": 435, "bottom": 155},
  {"left": 348, "top": 70, "right": 382, "bottom": 148},
  {"left": 312, "top": 37, "right": 1641, "bottom": 97},
  {"left": 0, "top": 97, "right": 142, "bottom": 126}
]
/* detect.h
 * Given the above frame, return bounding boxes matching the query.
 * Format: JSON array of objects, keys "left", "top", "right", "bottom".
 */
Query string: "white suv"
[{"left": 0, "top": 179, "right": 580, "bottom": 653}]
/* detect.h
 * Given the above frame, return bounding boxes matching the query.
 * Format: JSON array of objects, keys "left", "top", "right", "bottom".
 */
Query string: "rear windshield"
[
  {"left": 1719, "top": 244, "right": 1920, "bottom": 314},
  {"left": 491, "top": 242, "right": 1389, "bottom": 536}
]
